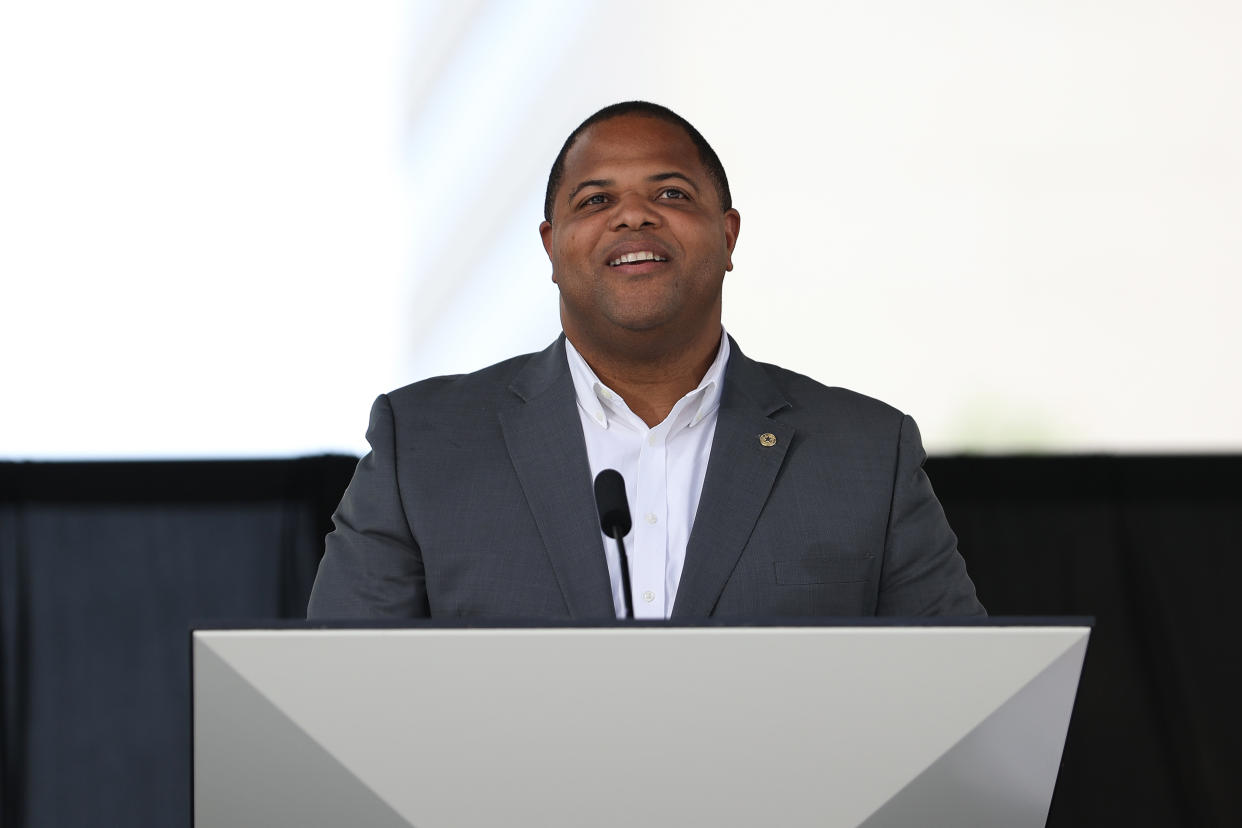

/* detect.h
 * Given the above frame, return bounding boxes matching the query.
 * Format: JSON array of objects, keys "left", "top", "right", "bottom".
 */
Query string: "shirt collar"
[{"left": 564, "top": 331, "right": 730, "bottom": 432}]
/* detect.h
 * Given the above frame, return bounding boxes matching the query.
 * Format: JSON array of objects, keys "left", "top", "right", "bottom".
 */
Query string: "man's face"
[{"left": 540, "top": 115, "right": 740, "bottom": 351}]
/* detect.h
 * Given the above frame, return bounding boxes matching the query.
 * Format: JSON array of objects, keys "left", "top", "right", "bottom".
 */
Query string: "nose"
[{"left": 610, "top": 191, "right": 660, "bottom": 231}]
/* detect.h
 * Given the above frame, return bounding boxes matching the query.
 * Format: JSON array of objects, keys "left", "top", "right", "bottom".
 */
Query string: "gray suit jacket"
[{"left": 307, "top": 336, "right": 984, "bottom": 619}]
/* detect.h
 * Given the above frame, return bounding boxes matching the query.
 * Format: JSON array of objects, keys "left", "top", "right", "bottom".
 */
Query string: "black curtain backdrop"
[{"left": 1, "top": 455, "right": 1239, "bottom": 827}]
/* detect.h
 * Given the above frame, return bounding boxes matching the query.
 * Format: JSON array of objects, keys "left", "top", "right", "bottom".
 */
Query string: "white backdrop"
[{"left": 3, "top": 0, "right": 1239, "bottom": 458}]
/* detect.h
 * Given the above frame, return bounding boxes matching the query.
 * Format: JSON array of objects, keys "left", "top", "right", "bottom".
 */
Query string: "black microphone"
[{"left": 593, "top": 469, "right": 634, "bottom": 618}]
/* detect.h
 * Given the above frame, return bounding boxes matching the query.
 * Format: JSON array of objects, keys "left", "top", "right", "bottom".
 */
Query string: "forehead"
[{"left": 562, "top": 115, "right": 705, "bottom": 183}]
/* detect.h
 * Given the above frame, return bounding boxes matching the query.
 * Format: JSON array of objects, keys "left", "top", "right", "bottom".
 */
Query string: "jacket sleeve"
[
  {"left": 876, "top": 414, "right": 986, "bottom": 616},
  {"left": 307, "top": 394, "right": 431, "bottom": 618}
]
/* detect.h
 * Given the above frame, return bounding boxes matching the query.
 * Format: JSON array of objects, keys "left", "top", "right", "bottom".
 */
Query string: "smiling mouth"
[{"left": 609, "top": 251, "right": 668, "bottom": 267}]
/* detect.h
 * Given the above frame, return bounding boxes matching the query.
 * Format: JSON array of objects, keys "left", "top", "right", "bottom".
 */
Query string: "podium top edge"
[{"left": 190, "top": 616, "right": 1095, "bottom": 633}]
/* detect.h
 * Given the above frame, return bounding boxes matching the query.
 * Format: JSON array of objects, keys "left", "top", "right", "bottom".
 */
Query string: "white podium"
[{"left": 193, "top": 621, "right": 1089, "bottom": 828}]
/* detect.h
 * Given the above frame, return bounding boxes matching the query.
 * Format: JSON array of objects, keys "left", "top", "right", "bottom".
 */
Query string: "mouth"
[{"left": 608, "top": 250, "right": 669, "bottom": 267}]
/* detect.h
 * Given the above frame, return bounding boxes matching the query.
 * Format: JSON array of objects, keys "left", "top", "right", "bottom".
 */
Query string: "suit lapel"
[
  {"left": 673, "top": 344, "right": 793, "bottom": 618},
  {"left": 499, "top": 339, "right": 616, "bottom": 619}
]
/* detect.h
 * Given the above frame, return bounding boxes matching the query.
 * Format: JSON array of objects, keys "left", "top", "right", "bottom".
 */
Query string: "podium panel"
[{"left": 193, "top": 623, "right": 1088, "bottom": 828}]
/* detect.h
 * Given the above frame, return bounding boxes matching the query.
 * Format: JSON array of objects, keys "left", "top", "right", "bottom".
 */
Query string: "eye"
[
  {"left": 658, "top": 187, "right": 688, "bottom": 200},
  {"left": 580, "top": 193, "right": 608, "bottom": 208}
]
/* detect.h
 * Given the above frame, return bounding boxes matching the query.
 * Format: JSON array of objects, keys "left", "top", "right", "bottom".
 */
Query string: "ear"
[
  {"left": 539, "top": 220, "right": 557, "bottom": 281},
  {"left": 539, "top": 220, "right": 553, "bottom": 258},
  {"left": 723, "top": 209, "right": 741, "bottom": 272}
]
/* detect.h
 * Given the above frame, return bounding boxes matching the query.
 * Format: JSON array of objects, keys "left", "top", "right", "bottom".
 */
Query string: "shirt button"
[
  {"left": 647, "top": 434, "right": 657, "bottom": 446},
  {"left": 642, "top": 590, "right": 655, "bottom": 602},
  {"left": 595, "top": 412, "right": 604, "bottom": 422},
  {"left": 645, "top": 513, "right": 658, "bottom": 524}
]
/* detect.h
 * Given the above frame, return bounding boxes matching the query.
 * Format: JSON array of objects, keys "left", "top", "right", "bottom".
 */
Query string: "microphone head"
[{"left": 593, "top": 469, "right": 632, "bottom": 538}]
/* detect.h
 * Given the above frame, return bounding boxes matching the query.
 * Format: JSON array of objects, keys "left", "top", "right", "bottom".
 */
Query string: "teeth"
[{"left": 609, "top": 251, "right": 668, "bottom": 266}]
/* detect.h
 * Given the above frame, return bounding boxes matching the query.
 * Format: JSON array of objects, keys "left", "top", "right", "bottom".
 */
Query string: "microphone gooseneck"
[{"left": 593, "top": 469, "right": 634, "bottom": 618}]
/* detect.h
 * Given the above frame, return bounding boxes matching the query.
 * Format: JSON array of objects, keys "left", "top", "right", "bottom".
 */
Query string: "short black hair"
[{"left": 543, "top": 101, "right": 732, "bottom": 222}]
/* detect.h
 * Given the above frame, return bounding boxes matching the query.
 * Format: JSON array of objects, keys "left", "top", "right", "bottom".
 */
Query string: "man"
[{"left": 308, "top": 101, "right": 983, "bottom": 620}]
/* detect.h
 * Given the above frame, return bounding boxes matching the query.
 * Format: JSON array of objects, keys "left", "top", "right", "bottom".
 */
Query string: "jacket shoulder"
[
  {"left": 745, "top": 356, "right": 906, "bottom": 433},
  {"left": 381, "top": 349, "right": 544, "bottom": 432}
]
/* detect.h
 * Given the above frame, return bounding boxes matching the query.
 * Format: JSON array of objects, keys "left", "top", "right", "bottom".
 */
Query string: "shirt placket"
[{"left": 631, "top": 421, "right": 668, "bottom": 618}]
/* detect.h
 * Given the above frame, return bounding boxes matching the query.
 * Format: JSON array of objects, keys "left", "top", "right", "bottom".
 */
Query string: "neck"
[{"left": 567, "top": 326, "right": 722, "bottom": 428}]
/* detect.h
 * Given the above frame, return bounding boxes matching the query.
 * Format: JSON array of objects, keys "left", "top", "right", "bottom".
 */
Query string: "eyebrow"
[
  {"left": 566, "top": 171, "right": 702, "bottom": 204},
  {"left": 567, "top": 178, "right": 611, "bottom": 202},
  {"left": 648, "top": 171, "right": 700, "bottom": 192}
]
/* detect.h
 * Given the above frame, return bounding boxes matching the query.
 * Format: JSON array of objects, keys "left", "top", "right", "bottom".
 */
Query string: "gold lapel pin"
[{"left": 759, "top": 432, "right": 777, "bottom": 447}]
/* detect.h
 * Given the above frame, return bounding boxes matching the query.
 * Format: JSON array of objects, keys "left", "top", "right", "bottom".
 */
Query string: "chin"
[{"left": 605, "top": 310, "right": 680, "bottom": 334}]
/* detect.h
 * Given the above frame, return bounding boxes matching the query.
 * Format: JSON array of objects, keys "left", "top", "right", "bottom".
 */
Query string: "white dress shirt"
[{"left": 564, "top": 331, "right": 730, "bottom": 619}]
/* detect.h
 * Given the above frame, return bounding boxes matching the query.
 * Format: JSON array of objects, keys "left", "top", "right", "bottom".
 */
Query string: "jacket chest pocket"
[
  {"left": 774, "top": 555, "right": 875, "bottom": 585},
  {"left": 771, "top": 555, "right": 879, "bottom": 616}
]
